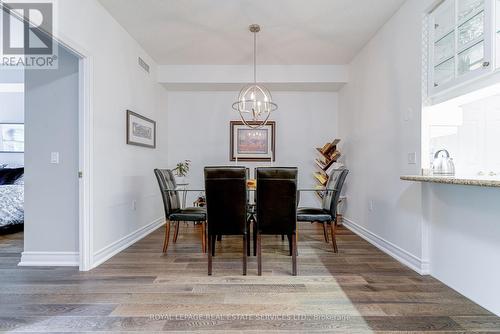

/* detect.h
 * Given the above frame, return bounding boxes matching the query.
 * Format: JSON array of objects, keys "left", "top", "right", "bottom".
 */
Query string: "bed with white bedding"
[
  {"left": 0, "top": 166, "right": 24, "bottom": 233},
  {"left": 0, "top": 184, "right": 24, "bottom": 229}
]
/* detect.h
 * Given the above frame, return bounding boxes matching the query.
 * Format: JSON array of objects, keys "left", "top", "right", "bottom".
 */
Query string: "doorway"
[
  {"left": 0, "top": 70, "right": 25, "bottom": 258},
  {"left": 1, "top": 6, "right": 92, "bottom": 271}
]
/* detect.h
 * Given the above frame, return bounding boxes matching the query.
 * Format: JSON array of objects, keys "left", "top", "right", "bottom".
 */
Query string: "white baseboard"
[
  {"left": 92, "top": 217, "right": 164, "bottom": 268},
  {"left": 343, "top": 218, "right": 429, "bottom": 275},
  {"left": 19, "top": 252, "right": 79, "bottom": 267}
]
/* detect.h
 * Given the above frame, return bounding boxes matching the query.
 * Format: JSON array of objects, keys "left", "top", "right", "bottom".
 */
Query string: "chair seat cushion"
[
  {"left": 297, "top": 207, "right": 332, "bottom": 222},
  {"left": 169, "top": 207, "right": 206, "bottom": 221}
]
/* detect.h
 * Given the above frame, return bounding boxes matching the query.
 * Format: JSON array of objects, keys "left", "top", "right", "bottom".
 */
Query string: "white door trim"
[{"left": 50, "top": 32, "right": 94, "bottom": 271}]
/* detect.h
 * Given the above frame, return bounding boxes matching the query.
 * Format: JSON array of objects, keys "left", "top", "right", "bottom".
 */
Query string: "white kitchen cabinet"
[{"left": 429, "top": 0, "right": 495, "bottom": 96}]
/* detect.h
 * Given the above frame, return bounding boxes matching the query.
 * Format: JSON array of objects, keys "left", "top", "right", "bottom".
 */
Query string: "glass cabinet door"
[
  {"left": 456, "top": 6, "right": 486, "bottom": 76},
  {"left": 458, "top": 40, "right": 485, "bottom": 75},
  {"left": 457, "top": 0, "right": 484, "bottom": 22},
  {"left": 432, "top": 0, "right": 456, "bottom": 88},
  {"left": 430, "top": 0, "right": 492, "bottom": 95},
  {"left": 457, "top": 11, "right": 484, "bottom": 48}
]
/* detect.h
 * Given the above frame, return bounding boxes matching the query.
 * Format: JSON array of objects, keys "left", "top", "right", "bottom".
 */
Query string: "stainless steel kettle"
[{"left": 432, "top": 149, "right": 455, "bottom": 176}]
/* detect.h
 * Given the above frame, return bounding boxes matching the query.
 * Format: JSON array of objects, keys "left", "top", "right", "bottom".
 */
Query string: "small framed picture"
[
  {"left": 230, "top": 121, "right": 275, "bottom": 162},
  {"left": 0, "top": 123, "right": 24, "bottom": 153},
  {"left": 126, "top": 110, "right": 156, "bottom": 149}
]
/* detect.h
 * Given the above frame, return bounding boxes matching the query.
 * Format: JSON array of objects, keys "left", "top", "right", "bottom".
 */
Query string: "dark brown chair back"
[
  {"left": 322, "top": 169, "right": 342, "bottom": 210},
  {"left": 204, "top": 167, "right": 248, "bottom": 236},
  {"left": 154, "top": 169, "right": 181, "bottom": 217},
  {"left": 256, "top": 167, "right": 298, "bottom": 235},
  {"left": 328, "top": 169, "right": 349, "bottom": 218}
]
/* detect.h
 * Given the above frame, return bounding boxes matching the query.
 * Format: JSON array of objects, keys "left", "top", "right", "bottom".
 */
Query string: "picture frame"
[
  {"left": 230, "top": 121, "right": 276, "bottom": 162},
  {"left": 0, "top": 123, "right": 24, "bottom": 153},
  {"left": 126, "top": 110, "right": 156, "bottom": 149}
]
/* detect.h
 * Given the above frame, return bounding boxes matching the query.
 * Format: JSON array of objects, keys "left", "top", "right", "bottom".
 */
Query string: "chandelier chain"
[{"left": 253, "top": 29, "right": 257, "bottom": 84}]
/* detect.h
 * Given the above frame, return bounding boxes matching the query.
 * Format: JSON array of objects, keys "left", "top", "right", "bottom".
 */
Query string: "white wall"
[
  {"left": 0, "top": 70, "right": 24, "bottom": 165},
  {"left": 338, "top": 0, "right": 426, "bottom": 266},
  {"left": 339, "top": 0, "right": 500, "bottom": 316},
  {"left": 24, "top": 44, "right": 80, "bottom": 254},
  {"left": 166, "top": 91, "right": 338, "bottom": 207},
  {"left": 19, "top": 0, "right": 168, "bottom": 265},
  {"left": 54, "top": 0, "right": 169, "bottom": 260}
]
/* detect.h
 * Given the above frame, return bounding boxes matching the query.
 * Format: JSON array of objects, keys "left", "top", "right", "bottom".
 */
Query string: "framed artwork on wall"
[
  {"left": 0, "top": 123, "right": 24, "bottom": 153},
  {"left": 126, "top": 110, "right": 156, "bottom": 149},
  {"left": 230, "top": 121, "right": 275, "bottom": 162}
]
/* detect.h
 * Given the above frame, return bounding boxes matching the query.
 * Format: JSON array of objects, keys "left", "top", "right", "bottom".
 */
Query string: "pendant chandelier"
[{"left": 232, "top": 24, "right": 278, "bottom": 129}]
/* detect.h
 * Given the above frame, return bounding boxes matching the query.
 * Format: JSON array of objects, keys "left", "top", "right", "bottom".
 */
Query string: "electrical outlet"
[
  {"left": 369, "top": 200, "right": 374, "bottom": 212},
  {"left": 404, "top": 107, "right": 413, "bottom": 122},
  {"left": 408, "top": 152, "right": 417, "bottom": 165},
  {"left": 132, "top": 200, "right": 137, "bottom": 211}
]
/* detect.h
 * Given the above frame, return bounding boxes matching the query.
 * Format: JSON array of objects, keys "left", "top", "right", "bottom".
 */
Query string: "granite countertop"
[{"left": 400, "top": 175, "right": 500, "bottom": 188}]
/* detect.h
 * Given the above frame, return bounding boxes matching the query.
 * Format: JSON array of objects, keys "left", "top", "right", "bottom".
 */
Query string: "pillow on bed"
[
  {"left": 13, "top": 174, "right": 24, "bottom": 185},
  {"left": 0, "top": 167, "right": 24, "bottom": 185},
  {"left": 4, "top": 164, "right": 23, "bottom": 169}
]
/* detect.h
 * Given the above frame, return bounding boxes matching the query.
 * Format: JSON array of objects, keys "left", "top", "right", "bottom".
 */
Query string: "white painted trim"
[
  {"left": 92, "top": 218, "right": 165, "bottom": 268},
  {"left": 343, "top": 218, "right": 429, "bottom": 275},
  {"left": 77, "top": 54, "right": 94, "bottom": 272},
  {"left": 48, "top": 31, "right": 95, "bottom": 272},
  {"left": 18, "top": 252, "right": 79, "bottom": 267}
]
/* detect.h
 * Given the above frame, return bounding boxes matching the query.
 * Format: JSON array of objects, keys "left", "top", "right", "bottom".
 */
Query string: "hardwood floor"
[{"left": 0, "top": 223, "right": 499, "bottom": 332}]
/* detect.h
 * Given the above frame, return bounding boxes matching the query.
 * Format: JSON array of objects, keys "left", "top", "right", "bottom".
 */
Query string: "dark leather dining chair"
[
  {"left": 154, "top": 169, "right": 207, "bottom": 254},
  {"left": 297, "top": 169, "right": 349, "bottom": 253},
  {"left": 255, "top": 167, "right": 298, "bottom": 276},
  {"left": 204, "top": 167, "right": 248, "bottom": 275}
]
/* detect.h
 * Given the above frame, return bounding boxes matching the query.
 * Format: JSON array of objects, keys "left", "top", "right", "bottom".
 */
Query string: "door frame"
[
  {"left": 50, "top": 32, "right": 94, "bottom": 271},
  {"left": 5, "top": 4, "right": 95, "bottom": 270}
]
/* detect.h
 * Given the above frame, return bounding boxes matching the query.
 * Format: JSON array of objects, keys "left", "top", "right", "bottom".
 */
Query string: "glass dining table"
[{"left": 172, "top": 185, "right": 340, "bottom": 209}]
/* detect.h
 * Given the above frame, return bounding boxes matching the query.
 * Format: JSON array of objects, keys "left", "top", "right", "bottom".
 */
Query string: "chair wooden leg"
[
  {"left": 246, "top": 228, "right": 251, "bottom": 256},
  {"left": 253, "top": 221, "right": 257, "bottom": 256},
  {"left": 322, "top": 222, "right": 329, "bottom": 242},
  {"left": 287, "top": 235, "right": 293, "bottom": 256},
  {"left": 292, "top": 233, "right": 297, "bottom": 276},
  {"left": 162, "top": 221, "right": 171, "bottom": 253},
  {"left": 211, "top": 235, "right": 216, "bottom": 256},
  {"left": 201, "top": 221, "right": 206, "bottom": 253},
  {"left": 208, "top": 234, "right": 212, "bottom": 276},
  {"left": 217, "top": 235, "right": 222, "bottom": 241},
  {"left": 243, "top": 235, "right": 247, "bottom": 276},
  {"left": 257, "top": 233, "right": 262, "bottom": 276},
  {"left": 173, "top": 221, "right": 180, "bottom": 243},
  {"left": 330, "top": 219, "right": 338, "bottom": 253},
  {"left": 281, "top": 235, "right": 285, "bottom": 241}
]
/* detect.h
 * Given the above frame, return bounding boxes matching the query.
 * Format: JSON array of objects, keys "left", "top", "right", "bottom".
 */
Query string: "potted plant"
[{"left": 172, "top": 160, "right": 191, "bottom": 185}]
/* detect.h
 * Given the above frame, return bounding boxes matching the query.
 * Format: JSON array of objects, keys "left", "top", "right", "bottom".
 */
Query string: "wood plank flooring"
[{"left": 0, "top": 223, "right": 499, "bottom": 333}]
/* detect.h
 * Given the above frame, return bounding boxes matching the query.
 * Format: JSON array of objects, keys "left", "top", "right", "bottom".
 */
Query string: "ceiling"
[{"left": 98, "top": 0, "right": 405, "bottom": 65}]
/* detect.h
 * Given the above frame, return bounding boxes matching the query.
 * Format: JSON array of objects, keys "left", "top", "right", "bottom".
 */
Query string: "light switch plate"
[
  {"left": 404, "top": 107, "right": 413, "bottom": 122},
  {"left": 50, "top": 152, "right": 60, "bottom": 164}
]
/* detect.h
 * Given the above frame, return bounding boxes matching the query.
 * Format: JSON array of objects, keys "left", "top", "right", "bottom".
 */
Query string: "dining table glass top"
[{"left": 172, "top": 179, "right": 339, "bottom": 194}]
